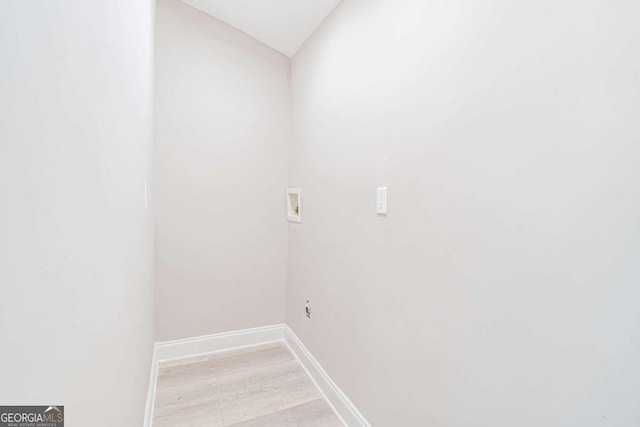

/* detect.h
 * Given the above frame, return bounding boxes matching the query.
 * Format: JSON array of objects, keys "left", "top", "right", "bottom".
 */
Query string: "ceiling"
[{"left": 180, "top": 0, "right": 342, "bottom": 57}]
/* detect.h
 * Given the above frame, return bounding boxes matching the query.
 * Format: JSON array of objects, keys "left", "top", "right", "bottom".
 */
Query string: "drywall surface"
[
  {"left": 287, "top": 0, "right": 640, "bottom": 425},
  {"left": 0, "top": 1, "right": 154, "bottom": 425},
  {"left": 155, "top": 0, "right": 290, "bottom": 340}
]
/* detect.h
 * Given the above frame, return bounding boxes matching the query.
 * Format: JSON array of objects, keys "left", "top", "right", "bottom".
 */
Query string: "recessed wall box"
[{"left": 287, "top": 188, "right": 302, "bottom": 223}]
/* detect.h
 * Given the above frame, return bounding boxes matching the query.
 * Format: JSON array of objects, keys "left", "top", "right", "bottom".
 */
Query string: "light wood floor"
[{"left": 153, "top": 342, "right": 344, "bottom": 426}]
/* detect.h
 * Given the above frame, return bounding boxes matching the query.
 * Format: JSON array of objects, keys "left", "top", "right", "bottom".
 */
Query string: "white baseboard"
[
  {"left": 144, "top": 323, "right": 370, "bottom": 427},
  {"left": 283, "top": 326, "right": 371, "bottom": 427},
  {"left": 155, "top": 324, "right": 286, "bottom": 362},
  {"left": 143, "top": 343, "right": 158, "bottom": 427}
]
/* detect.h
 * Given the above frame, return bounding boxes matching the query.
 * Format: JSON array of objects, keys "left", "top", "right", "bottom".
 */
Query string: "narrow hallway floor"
[{"left": 153, "top": 342, "right": 344, "bottom": 426}]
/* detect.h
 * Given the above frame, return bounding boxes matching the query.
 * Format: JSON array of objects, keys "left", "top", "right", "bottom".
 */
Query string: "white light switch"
[{"left": 376, "top": 187, "right": 388, "bottom": 215}]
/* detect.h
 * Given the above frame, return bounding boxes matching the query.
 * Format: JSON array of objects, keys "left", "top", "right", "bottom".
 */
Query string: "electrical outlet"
[{"left": 305, "top": 300, "right": 311, "bottom": 319}]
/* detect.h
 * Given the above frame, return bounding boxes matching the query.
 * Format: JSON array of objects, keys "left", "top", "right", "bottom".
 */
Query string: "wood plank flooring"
[{"left": 153, "top": 342, "right": 344, "bottom": 426}]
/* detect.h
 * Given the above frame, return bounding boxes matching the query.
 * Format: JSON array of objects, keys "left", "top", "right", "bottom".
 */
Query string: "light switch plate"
[{"left": 376, "top": 187, "right": 388, "bottom": 215}]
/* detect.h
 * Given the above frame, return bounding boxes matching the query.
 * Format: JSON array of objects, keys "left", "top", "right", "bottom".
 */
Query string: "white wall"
[
  {"left": 0, "top": 1, "right": 154, "bottom": 425},
  {"left": 287, "top": 0, "right": 640, "bottom": 425},
  {"left": 154, "top": 0, "right": 290, "bottom": 340}
]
